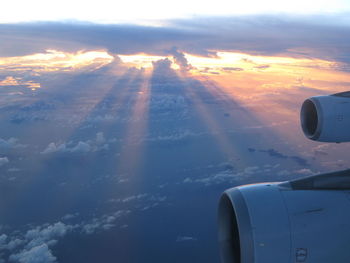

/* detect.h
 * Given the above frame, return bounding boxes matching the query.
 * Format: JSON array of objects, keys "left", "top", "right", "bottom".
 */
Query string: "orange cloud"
[{"left": 0, "top": 50, "right": 114, "bottom": 73}]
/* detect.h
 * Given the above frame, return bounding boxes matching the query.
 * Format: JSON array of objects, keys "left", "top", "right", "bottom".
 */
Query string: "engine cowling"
[
  {"left": 300, "top": 91, "right": 350, "bottom": 142},
  {"left": 218, "top": 170, "right": 350, "bottom": 263}
]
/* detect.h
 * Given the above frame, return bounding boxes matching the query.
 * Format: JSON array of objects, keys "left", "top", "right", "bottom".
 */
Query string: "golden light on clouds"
[
  {"left": 0, "top": 50, "right": 114, "bottom": 73},
  {"left": 0, "top": 76, "right": 41, "bottom": 90},
  {"left": 0, "top": 76, "right": 20, "bottom": 86},
  {"left": 1, "top": 49, "right": 349, "bottom": 98},
  {"left": 186, "top": 51, "right": 339, "bottom": 75}
]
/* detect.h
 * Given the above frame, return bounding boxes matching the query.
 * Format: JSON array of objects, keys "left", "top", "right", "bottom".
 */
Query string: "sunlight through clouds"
[
  {"left": 1, "top": 11, "right": 350, "bottom": 263},
  {"left": 0, "top": 50, "right": 114, "bottom": 73}
]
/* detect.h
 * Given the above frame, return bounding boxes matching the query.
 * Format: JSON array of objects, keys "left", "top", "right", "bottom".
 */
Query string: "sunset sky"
[{"left": 1, "top": 2, "right": 350, "bottom": 263}]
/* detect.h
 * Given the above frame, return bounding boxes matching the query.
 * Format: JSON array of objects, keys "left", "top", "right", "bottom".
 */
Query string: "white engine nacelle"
[
  {"left": 218, "top": 170, "right": 350, "bottom": 263},
  {"left": 300, "top": 91, "right": 350, "bottom": 142}
]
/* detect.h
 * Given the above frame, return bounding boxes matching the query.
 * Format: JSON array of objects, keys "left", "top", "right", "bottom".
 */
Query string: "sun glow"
[
  {"left": 186, "top": 52, "right": 339, "bottom": 76},
  {"left": 0, "top": 50, "right": 114, "bottom": 73}
]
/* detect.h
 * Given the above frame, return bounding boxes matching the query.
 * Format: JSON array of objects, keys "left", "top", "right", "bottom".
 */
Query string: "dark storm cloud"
[{"left": 1, "top": 14, "right": 350, "bottom": 64}]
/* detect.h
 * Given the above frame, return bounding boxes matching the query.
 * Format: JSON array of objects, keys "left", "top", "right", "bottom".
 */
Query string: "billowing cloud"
[
  {"left": 0, "top": 222, "right": 72, "bottom": 263},
  {"left": 69, "top": 141, "right": 91, "bottom": 153},
  {"left": 40, "top": 143, "right": 66, "bottom": 154},
  {"left": 9, "top": 244, "right": 56, "bottom": 263},
  {"left": 41, "top": 132, "right": 109, "bottom": 154},
  {"left": 168, "top": 47, "right": 193, "bottom": 72}
]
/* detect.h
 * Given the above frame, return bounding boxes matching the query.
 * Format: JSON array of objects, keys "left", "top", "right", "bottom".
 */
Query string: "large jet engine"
[{"left": 218, "top": 91, "right": 350, "bottom": 263}]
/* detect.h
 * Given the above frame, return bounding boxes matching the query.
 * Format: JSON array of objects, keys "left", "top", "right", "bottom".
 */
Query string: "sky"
[
  {"left": 1, "top": 0, "right": 350, "bottom": 23},
  {"left": 1, "top": 2, "right": 350, "bottom": 263}
]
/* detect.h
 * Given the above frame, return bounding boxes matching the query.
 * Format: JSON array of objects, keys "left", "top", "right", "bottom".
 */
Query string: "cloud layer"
[{"left": 1, "top": 15, "right": 350, "bottom": 65}]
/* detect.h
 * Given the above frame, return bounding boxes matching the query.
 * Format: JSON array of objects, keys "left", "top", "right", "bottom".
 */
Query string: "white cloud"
[
  {"left": 145, "top": 130, "right": 198, "bottom": 143},
  {"left": 41, "top": 132, "right": 109, "bottom": 154},
  {"left": 61, "top": 213, "right": 78, "bottom": 221},
  {"left": 9, "top": 244, "right": 56, "bottom": 263},
  {"left": 69, "top": 141, "right": 91, "bottom": 153},
  {"left": 5, "top": 238, "right": 24, "bottom": 250},
  {"left": 2, "top": 222, "right": 72, "bottom": 263},
  {"left": 81, "top": 210, "right": 130, "bottom": 234},
  {"left": 40, "top": 143, "right": 66, "bottom": 154},
  {"left": 183, "top": 169, "right": 244, "bottom": 186},
  {"left": 0, "top": 157, "right": 9, "bottom": 166},
  {"left": 176, "top": 236, "right": 197, "bottom": 242},
  {"left": 0, "top": 138, "right": 26, "bottom": 150},
  {"left": 0, "top": 234, "right": 7, "bottom": 246},
  {"left": 25, "top": 222, "right": 70, "bottom": 249},
  {"left": 150, "top": 94, "right": 187, "bottom": 111},
  {"left": 122, "top": 194, "right": 148, "bottom": 203},
  {"left": 183, "top": 164, "right": 289, "bottom": 186}
]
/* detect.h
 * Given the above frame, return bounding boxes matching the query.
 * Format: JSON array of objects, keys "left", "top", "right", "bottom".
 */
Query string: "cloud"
[
  {"left": 312, "top": 144, "right": 330, "bottom": 156},
  {"left": 152, "top": 58, "right": 173, "bottom": 73},
  {"left": 254, "top": 64, "right": 270, "bottom": 70},
  {"left": 0, "top": 234, "right": 7, "bottom": 247},
  {"left": 40, "top": 143, "right": 65, "bottom": 154},
  {"left": 1, "top": 15, "right": 350, "bottom": 64},
  {"left": 41, "top": 132, "right": 109, "bottom": 154},
  {"left": 176, "top": 236, "right": 197, "bottom": 242},
  {"left": 249, "top": 148, "right": 310, "bottom": 166},
  {"left": 121, "top": 194, "right": 148, "bottom": 203},
  {"left": 144, "top": 130, "right": 199, "bottom": 144},
  {"left": 149, "top": 94, "right": 188, "bottom": 112},
  {"left": 9, "top": 244, "right": 56, "bottom": 263},
  {"left": 81, "top": 210, "right": 130, "bottom": 234},
  {"left": 182, "top": 163, "right": 289, "bottom": 186},
  {"left": 0, "top": 157, "right": 9, "bottom": 166},
  {"left": 95, "top": 132, "right": 105, "bottom": 144},
  {"left": 168, "top": 47, "right": 193, "bottom": 72},
  {"left": 184, "top": 168, "right": 250, "bottom": 186},
  {"left": 0, "top": 138, "right": 25, "bottom": 150},
  {"left": 1, "top": 222, "right": 72, "bottom": 263},
  {"left": 24, "top": 222, "right": 70, "bottom": 249},
  {"left": 61, "top": 213, "right": 78, "bottom": 221},
  {"left": 69, "top": 141, "right": 91, "bottom": 153},
  {"left": 221, "top": 67, "right": 244, "bottom": 72}
]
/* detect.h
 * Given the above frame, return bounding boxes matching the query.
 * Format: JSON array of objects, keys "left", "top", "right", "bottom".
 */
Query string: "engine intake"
[{"left": 218, "top": 170, "right": 350, "bottom": 263}]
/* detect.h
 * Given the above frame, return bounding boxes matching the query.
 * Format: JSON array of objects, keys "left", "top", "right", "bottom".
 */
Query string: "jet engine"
[{"left": 300, "top": 91, "right": 350, "bottom": 142}]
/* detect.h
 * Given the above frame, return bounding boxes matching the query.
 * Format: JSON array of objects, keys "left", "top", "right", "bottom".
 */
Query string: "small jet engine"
[{"left": 301, "top": 91, "right": 350, "bottom": 142}]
